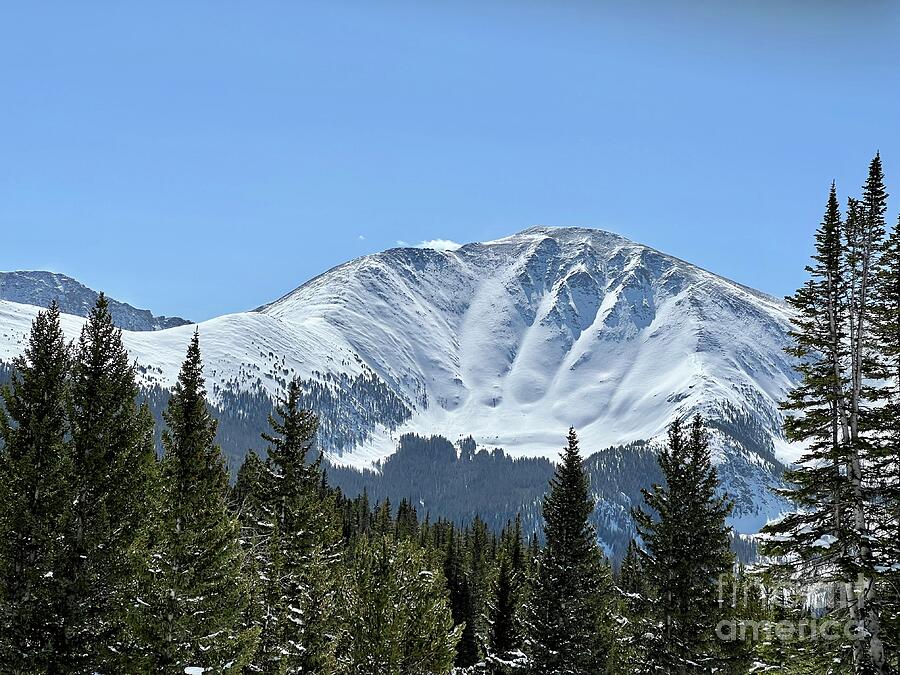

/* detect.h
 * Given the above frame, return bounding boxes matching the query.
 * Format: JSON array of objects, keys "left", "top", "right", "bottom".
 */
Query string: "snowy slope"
[
  {"left": 262, "top": 227, "right": 798, "bottom": 458},
  {"left": 0, "top": 227, "right": 801, "bottom": 532}
]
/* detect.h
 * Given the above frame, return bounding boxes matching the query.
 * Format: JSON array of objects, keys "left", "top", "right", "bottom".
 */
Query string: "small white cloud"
[
  {"left": 396, "top": 239, "right": 410, "bottom": 247},
  {"left": 417, "top": 239, "right": 462, "bottom": 251},
  {"left": 358, "top": 234, "right": 366, "bottom": 241}
]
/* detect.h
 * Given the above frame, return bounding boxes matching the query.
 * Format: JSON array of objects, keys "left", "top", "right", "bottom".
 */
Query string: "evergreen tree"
[
  {"left": 335, "top": 534, "right": 461, "bottom": 674},
  {"left": 872, "top": 211, "right": 900, "bottom": 659},
  {"left": 62, "top": 294, "right": 157, "bottom": 671},
  {"left": 612, "top": 538, "right": 653, "bottom": 673},
  {"left": 763, "top": 160, "right": 891, "bottom": 672},
  {"left": 444, "top": 527, "right": 479, "bottom": 668},
  {"left": 230, "top": 450, "right": 275, "bottom": 674},
  {"left": 618, "top": 539, "right": 647, "bottom": 606},
  {"left": 232, "top": 450, "right": 267, "bottom": 510},
  {"left": 524, "top": 428, "right": 612, "bottom": 675},
  {"left": 395, "top": 498, "right": 419, "bottom": 540},
  {"left": 485, "top": 550, "right": 526, "bottom": 673},
  {"left": 142, "top": 331, "right": 258, "bottom": 672},
  {"left": 249, "top": 378, "right": 343, "bottom": 674},
  {"left": 0, "top": 303, "right": 72, "bottom": 671},
  {"left": 633, "top": 415, "right": 734, "bottom": 673}
]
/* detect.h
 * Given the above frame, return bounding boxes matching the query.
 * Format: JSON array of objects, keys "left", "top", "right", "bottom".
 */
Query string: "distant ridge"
[{"left": 0, "top": 271, "right": 191, "bottom": 331}]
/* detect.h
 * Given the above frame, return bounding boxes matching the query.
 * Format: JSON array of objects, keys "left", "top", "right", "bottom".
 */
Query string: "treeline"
[
  {"left": 1, "top": 358, "right": 761, "bottom": 569},
  {"left": 0, "top": 295, "right": 759, "bottom": 674},
  {"left": 137, "top": 368, "right": 411, "bottom": 470},
  {"left": 0, "top": 299, "right": 460, "bottom": 673}
]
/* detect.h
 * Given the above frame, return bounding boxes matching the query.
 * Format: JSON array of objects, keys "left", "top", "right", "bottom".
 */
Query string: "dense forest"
[{"left": 0, "top": 153, "right": 899, "bottom": 673}]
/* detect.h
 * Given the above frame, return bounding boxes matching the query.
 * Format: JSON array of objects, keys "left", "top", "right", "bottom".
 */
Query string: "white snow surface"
[
  {"left": 261, "top": 227, "right": 800, "bottom": 464},
  {"left": 0, "top": 227, "right": 802, "bottom": 529}
]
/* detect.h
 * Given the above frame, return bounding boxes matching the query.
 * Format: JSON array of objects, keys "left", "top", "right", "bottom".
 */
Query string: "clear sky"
[{"left": 2, "top": 1, "right": 899, "bottom": 320}]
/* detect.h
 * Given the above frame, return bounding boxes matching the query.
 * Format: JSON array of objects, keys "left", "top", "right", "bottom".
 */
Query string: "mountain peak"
[
  {"left": 487, "top": 225, "right": 633, "bottom": 247},
  {"left": 0, "top": 232, "right": 799, "bottom": 534}
]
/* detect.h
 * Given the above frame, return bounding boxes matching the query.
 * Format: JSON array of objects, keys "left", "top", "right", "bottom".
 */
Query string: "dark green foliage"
[
  {"left": 761, "top": 158, "right": 898, "bottom": 672},
  {"left": 0, "top": 303, "right": 72, "bottom": 671},
  {"left": 240, "top": 378, "right": 344, "bottom": 674},
  {"left": 335, "top": 534, "right": 461, "bottom": 674},
  {"left": 764, "top": 183, "right": 855, "bottom": 568},
  {"left": 485, "top": 517, "right": 527, "bottom": 674},
  {"left": 138, "top": 369, "right": 411, "bottom": 471},
  {"left": 632, "top": 415, "right": 734, "bottom": 673},
  {"left": 62, "top": 294, "right": 158, "bottom": 671},
  {"left": 141, "top": 331, "right": 258, "bottom": 672},
  {"left": 524, "top": 428, "right": 613, "bottom": 675},
  {"left": 612, "top": 539, "right": 652, "bottom": 672},
  {"left": 330, "top": 435, "right": 551, "bottom": 538},
  {"left": 873, "top": 212, "right": 900, "bottom": 653},
  {"left": 443, "top": 527, "right": 480, "bottom": 667}
]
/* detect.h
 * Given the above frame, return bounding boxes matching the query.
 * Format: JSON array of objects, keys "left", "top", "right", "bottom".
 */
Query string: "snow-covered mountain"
[
  {"left": 0, "top": 227, "right": 800, "bottom": 534},
  {"left": 0, "top": 271, "right": 191, "bottom": 331}
]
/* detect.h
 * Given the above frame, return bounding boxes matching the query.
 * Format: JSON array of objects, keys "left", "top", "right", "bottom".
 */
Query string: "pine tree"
[
  {"left": 62, "top": 294, "right": 158, "bottom": 671},
  {"left": 444, "top": 527, "right": 479, "bottom": 668},
  {"left": 524, "top": 428, "right": 612, "bottom": 675},
  {"left": 232, "top": 450, "right": 267, "bottom": 511},
  {"left": 618, "top": 539, "right": 647, "bottom": 606},
  {"left": 486, "top": 551, "right": 526, "bottom": 673},
  {"left": 763, "top": 160, "right": 891, "bottom": 672},
  {"left": 845, "top": 156, "right": 889, "bottom": 671},
  {"left": 335, "top": 534, "right": 461, "bottom": 674},
  {"left": 230, "top": 450, "right": 274, "bottom": 674},
  {"left": 395, "top": 498, "right": 419, "bottom": 540},
  {"left": 142, "top": 330, "right": 258, "bottom": 672},
  {"left": 633, "top": 415, "right": 734, "bottom": 673},
  {"left": 612, "top": 538, "right": 653, "bottom": 673},
  {"left": 486, "top": 517, "right": 527, "bottom": 673},
  {"left": 0, "top": 303, "right": 72, "bottom": 671},
  {"left": 872, "top": 211, "right": 900, "bottom": 660},
  {"left": 250, "top": 377, "right": 343, "bottom": 673}
]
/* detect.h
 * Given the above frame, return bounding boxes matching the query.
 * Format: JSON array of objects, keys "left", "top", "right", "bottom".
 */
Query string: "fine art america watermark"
[{"left": 714, "top": 574, "right": 874, "bottom": 643}]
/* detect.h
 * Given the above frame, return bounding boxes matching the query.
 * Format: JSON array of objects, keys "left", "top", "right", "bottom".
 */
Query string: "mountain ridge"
[
  {"left": 0, "top": 270, "right": 191, "bottom": 331},
  {"left": 0, "top": 226, "right": 799, "bottom": 535}
]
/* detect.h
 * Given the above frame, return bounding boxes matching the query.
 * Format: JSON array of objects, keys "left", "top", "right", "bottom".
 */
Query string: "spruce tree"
[
  {"left": 763, "top": 161, "right": 891, "bottom": 672},
  {"left": 142, "top": 331, "right": 258, "bottom": 672},
  {"left": 230, "top": 450, "right": 274, "bottom": 673},
  {"left": 613, "top": 538, "right": 653, "bottom": 673},
  {"left": 444, "top": 527, "right": 479, "bottom": 668},
  {"left": 486, "top": 517, "right": 527, "bottom": 673},
  {"left": 486, "top": 552, "right": 525, "bottom": 673},
  {"left": 62, "top": 294, "right": 157, "bottom": 671},
  {"left": 335, "top": 534, "right": 461, "bottom": 674},
  {"left": 872, "top": 211, "right": 900, "bottom": 656},
  {"left": 633, "top": 415, "right": 733, "bottom": 673},
  {"left": 0, "top": 303, "right": 72, "bottom": 671},
  {"left": 524, "top": 428, "right": 612, "bottom": 675},
  {"left": 250, "top": 378, "right": 343, "bottom": 674}
]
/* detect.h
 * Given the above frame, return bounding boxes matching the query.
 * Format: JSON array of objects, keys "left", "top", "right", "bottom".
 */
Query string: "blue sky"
[{"left": 2, "top": 1, "right": 899, "bottom": 320}]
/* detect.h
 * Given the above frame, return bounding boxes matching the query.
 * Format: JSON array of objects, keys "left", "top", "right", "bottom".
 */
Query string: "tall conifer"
[
  {"left": 763, "top": 160, "right": 891, "bottom": 671},
  {"left": 335, "top": 534, "right": 460, "bottom": 674},
  {"left": 0, "top": 303, "right": 72, "bottom": 671},
  {"left": 633, "top": 415, "right": 733, "bottom": 673},
  {"left": 143, "top": 331, "right": 258, "bottom": 672},
  {"left": 62, "top": 294, "right": 157, "bottom": 670},
  {"left": 524, "top": 428, "right": 612, "bottom": 675},
  {"left": 250, "top": 378, "right": 343, "bottom": 673}
]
